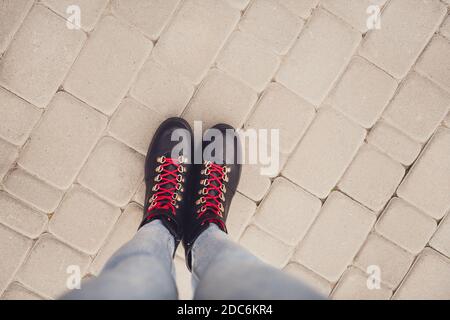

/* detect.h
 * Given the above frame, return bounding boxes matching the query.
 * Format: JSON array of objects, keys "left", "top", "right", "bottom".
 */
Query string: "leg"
[
  {"left": 64, "top": 118, "right": 195, "bottom": 299},
  {"left": 62, "top": 221, "right": 178, "bottom": 300},
  {"left": 192, "top": 225, "right": 325, "bottom": 300}
]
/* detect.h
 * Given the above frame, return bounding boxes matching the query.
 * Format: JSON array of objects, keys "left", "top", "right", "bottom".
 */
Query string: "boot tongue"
[
  {"left": 164, "top": 162, "right": 178, "bottom": 189},
  {"left": 206, "top": 171, "right": 222, "bottom": 196}
]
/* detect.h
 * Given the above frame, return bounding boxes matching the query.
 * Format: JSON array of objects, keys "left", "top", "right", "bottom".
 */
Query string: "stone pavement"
[{"left": 1, "top": 0, "right": 450, "bottom": 300}]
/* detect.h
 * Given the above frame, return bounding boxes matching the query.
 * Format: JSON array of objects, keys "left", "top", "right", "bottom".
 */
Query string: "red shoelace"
[
  {"left": 197, "top": 162, "right": 229, "bottom": 231},
  {"left": 147, "top": 157, "right": 184, "bottom": 221}
]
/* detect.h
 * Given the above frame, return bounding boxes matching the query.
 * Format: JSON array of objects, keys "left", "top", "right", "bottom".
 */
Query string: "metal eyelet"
[
  {"left": 171, "top": 200, "right": 177, "bottom": 206},
  {"left": 156, "top": 165, "right": 163, "bottom": 173},
  {"left": 202, "top": 188, "right": 208, "bottom": 195},
  {"left": 178, "top": 165, "right": 185, "bottom": 173},
  {"left": 177, "top": 175, "right": 183, "bottom": 183},
  {"left": 220, "top": 184, "right": 227, "bottom": 193},
  {"left": 196, "top": 197, "right": 205, "bottom": 205},
  {"left": 157, "top": 156, "right": 166, "bottom": 164},
  {"left": 150, "top": 195, "right": 158, "bottom": 202},
  {"left": 154, "top": 174, "right": 162, "bottom": 182},
  {"left": 220, "top": 193, "right": 225, "bottom": 201},
  {"left": 219, "top": 203, "right": 224, "bottom": 212},
  {"left": 176, "top": 183, "right": 182, "bottom": 191},
  {"left": 222, "top": 166, "right": 231, "bottom": 174},
  {"left": 150, "top": 200, "right": 157, "bottom": 207},
  {"left": 152, "top": 184, "right": 160, "bottom": 192}
]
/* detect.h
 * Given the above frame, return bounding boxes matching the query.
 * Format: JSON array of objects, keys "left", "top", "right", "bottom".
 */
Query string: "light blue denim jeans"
[{"left": 62, "top": 221, "right": 324, "bottom": 300}]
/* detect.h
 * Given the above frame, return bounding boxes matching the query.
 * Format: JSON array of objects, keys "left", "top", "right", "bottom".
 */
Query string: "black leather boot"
[
  {"left": 183, "top": 124, "right": 242, "bottom": 270},
  {"left": 140, "top": 118, "right": 194, "bottom": 254}
]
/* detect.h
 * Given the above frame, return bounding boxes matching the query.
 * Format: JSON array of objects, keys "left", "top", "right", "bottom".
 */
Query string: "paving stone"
[
  {"left": 0, "top": 224, "right": 33, "bottom": 295},
  {"left": 0, "top": 87, "right": 42, "bottom": 146},
  {"left": 359, "top": 0, "right": 446, "bottom": 79},
  {"left": 332, "top": 267, "right": 392, "bottom": 300},
  {"left": 367, "top": 121, "right": 422, "bottom": 166},
  {"left": 217, "top": 31, "right": 280, "bottom": 92},
  {"left": 338, "top": 144, "right": 405, "bottom": 213},
  {"left": 240, "top": 225, "right": 292, "bottom": 268},
  {"left": 227, "top": 193, "right": 257, "bottom": 241},
  {"left": 383, "top": 73, "right": 450, "bottom": 143},
  {"left": 18, "top": 93, "right": 107, "bottom": 190},
  {"left": 276, "top": 9, "right": 361, "bottom": 105},
  {"left": 416, "top": 35, "right": 450, "bottom": 92},
  {"left": 0, "top": 0, "right": 33, "bottom": 54},
  {"left": 90, "top": 203, "right": 142, "bottom": 275},
  {"left": 444, "top": 112, "right": 450, "bottom": 128},
  {"left": 0, "top": 192, "right": 47, "bottom": 239},
  {"left": 255, "top": 178, "right": 321, "bottom": 246},
  {"left": 327, "top": 57, "right": 398, "bottom": 129},
  {"left": 17, "top": 234, "right": 90, "bottom": 299},
  {"left": 283, "top": 108, "right": 366, "bottom": 199},
  {"left": 64, "top": 16, "right": 153, "bottom": 115},
  {"left": 354, "top": 233, "right": 414, "bottom": 289},
  {"left": 183, "top": 69, "right": 258, "bottom": 130},
  {"left": 132, "top": 181, "right": 145, "bottom": 207},
  {"left": 394, "top": 248, "right": 450, "bottom": 300},
  {"left": 322, "top": 0, "right": 388, "bottom": 33},
  {"left": 283, "top": 263, "right": 332, "bottom": 296},
  {"left": 78, "top": 137, "right": 145, "bottom": 207},
  {"left": 258, "top": 151, "right": 289, "bottom": 180},
  {"left": 1, "top": 282, "right": 42, "bottom": 300},
  {"left": 294, "top": 192, "right": 375, "bottom": 282},
  {"left": 0, "top": 139, "right": 17, "bottom": 180},
  {"left": 240, "top": 0, "right": 304, "bottom": 55},
  {"left": 42, "top": 0, "right": 108, "bottom": 31},
  {"left": 130, "top": 59, "right": 194, "bottom": 117},
  {"left": 226, "top": 0, "right": 251, "bottom": 10},
  {"left": 276, "top": 0, "right": 318, "bottom": 19},
  {"left": 49, "top": 186, "right": 121, "bottom": 255},
  {"left": 397, "top": 127, "right": 450, "bottom": 219},
  {"left": 237, "top": 132, "right": 289, "bottom": 179},
  {"left": 153, "top": 0, "right": 240, "bottom": 84},
  {"left": 0, "top": 5, "right": 86, "bottom": 108},
  {"left": 108, "top": 97, "right": 165, "bottom": 154},
  {"left": 375, "top": 198, "right": 437, "bottom": 254},
  {"left": 111, "top": 0, "right": 181, "bottom": 40},
  {"left": 441, "top": 16, "right": 450, "bottom": 40},
  {"left": 174, "top": 257, "right": 193, "bottom": 300},
  {"left": 3, "top": 168, "right": 64, "bottom": 214},
  {"left": 245, "top": 83, "right": 316, "bottom": 155},
  {"left": 430, "top": 214, "right": 450, "bottom": 258},
  {"left": 236, "top": 165, "right": 271, "bottom": 203}
]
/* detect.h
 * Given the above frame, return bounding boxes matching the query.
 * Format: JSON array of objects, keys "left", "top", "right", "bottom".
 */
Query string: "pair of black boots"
[{"left": 140, "top": 118, "right": 241, "bottom": 270}]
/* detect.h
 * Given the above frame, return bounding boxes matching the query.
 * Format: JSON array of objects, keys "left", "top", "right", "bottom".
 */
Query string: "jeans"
[{"left": 62, "top": 221, "right": 324, "bottom": 300}]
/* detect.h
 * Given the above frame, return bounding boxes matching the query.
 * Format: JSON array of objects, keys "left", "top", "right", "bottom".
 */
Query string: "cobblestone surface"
[{"left": 0, "top": 0, "right": 449, "bottom": 299}]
